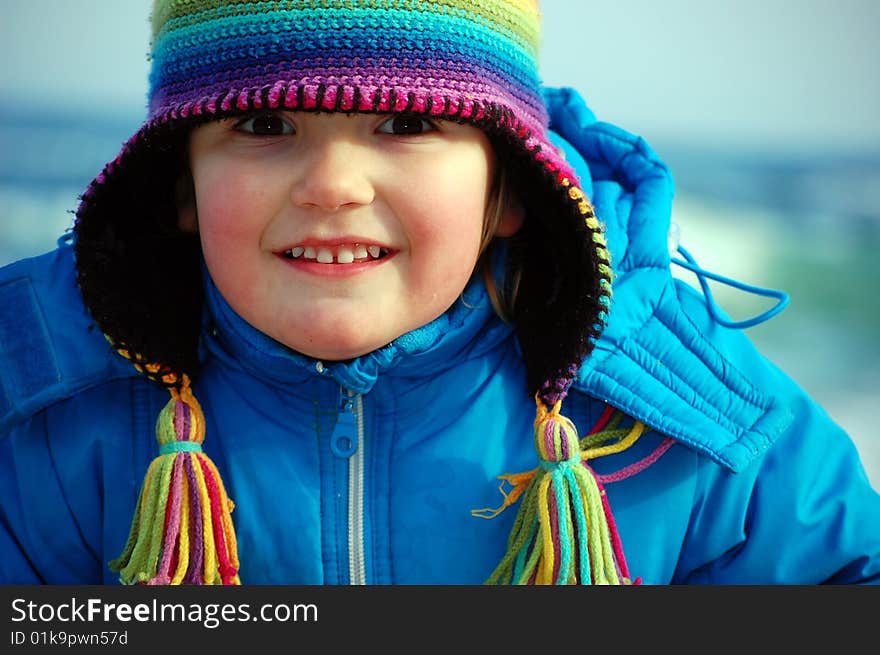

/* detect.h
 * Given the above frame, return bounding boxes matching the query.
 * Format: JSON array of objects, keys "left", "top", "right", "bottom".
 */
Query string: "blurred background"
[{"left": 1, "top": 0, "right": 877, "bottom": 488}]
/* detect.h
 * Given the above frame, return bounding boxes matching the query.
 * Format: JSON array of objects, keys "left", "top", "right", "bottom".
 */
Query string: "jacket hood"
[{"left": 546, "top": 87, "right": 795, "bottom": 473}]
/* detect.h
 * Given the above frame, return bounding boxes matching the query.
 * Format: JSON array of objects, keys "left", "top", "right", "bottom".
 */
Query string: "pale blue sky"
[{"left": 2, "top": 0, "right": 879, "bottom": 151}]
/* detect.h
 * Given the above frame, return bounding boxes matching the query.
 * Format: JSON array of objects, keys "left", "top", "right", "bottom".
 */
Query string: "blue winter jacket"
[{"left": 1, "top": 88, "right": 878, "bottom": 584}]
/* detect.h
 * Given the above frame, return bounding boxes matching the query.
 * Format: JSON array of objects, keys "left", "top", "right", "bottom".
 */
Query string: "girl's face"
[{"left": 186, "top": 111, "right": 521, "bottom": 361}]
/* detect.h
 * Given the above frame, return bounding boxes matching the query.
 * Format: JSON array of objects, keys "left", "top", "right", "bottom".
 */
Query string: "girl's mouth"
[{"left": 280, "top": 243, "right": 391, "bottom": 265}]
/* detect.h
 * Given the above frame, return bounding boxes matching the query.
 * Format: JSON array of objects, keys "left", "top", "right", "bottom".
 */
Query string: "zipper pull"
[{"left": 331, "top": 388, "right": 359, "bottom": 457}]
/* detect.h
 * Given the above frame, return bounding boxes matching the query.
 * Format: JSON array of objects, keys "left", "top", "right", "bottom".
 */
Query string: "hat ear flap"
[
  {"left": 507, "top": 171, "right": 610, "bottom": 395},
  {"left": 74, "top": 124, "right": 203, "bottom": 381}
]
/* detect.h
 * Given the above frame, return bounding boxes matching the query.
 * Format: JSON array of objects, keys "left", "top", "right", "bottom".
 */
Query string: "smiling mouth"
[{"left": 281, "top": 244, "right": 391, "bottom": 264}]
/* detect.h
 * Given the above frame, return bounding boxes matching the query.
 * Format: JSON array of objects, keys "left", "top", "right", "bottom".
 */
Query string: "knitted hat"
[{"left": 74, "top": 0, "right": 625, "bottom": 585}]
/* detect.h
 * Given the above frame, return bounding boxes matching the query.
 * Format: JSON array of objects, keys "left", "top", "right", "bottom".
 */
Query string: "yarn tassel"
[
  {"left": 473, "top": 398, "right": 645, "bottom": 585},
  {"left": 109, "top": 375, "right": 240, "bottom": 585}
]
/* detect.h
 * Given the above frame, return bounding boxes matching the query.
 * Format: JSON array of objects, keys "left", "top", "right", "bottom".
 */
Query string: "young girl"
[{"left": 1, "top": 0, "right": 878, "bottom": 585}]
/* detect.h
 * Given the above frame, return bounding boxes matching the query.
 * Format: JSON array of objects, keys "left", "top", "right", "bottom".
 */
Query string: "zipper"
[{"left": 343, "top": 389, "right": 367, "bottom": 585}]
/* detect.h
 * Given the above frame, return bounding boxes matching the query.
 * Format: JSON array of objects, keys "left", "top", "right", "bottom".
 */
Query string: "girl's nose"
[{"left": 289, "top": 138, "right": 375, "bottom": 211}]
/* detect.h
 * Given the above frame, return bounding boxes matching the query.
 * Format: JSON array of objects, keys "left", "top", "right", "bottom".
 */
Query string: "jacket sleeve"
[
  {"left": 0, "top": 250, "right": 146, "bottom": 584},
  {"left": 672, "top": 356, "right": 880, "bottom": 584},
  {"left": 0, "top": 414, "right": 104, "bottom": 584}
]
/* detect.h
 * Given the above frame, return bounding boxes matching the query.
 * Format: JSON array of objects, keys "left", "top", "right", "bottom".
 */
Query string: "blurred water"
[{"left": 1, "top": 109, "right": 877, "bottom": 489}]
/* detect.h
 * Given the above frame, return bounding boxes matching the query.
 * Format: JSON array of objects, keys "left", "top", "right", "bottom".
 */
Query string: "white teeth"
[
  {"left": 286, "top": 243, "right": 387, "bottom": 263},
  {"left": 336, "top": 247, "right": 355, "bottom": 264}
]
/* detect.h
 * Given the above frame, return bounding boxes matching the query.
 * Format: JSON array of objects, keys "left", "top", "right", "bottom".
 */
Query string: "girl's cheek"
[{"left": 193, "top": 174, "right": 251, "bottom": 233}]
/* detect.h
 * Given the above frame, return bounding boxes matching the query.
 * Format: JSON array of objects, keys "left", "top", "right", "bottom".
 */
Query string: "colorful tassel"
[
  {"left": 473, "top": 399, "right": 645, "bottom": 585},
  {"left": 109, "top": 374, "right": 240, "bottom": 585}
]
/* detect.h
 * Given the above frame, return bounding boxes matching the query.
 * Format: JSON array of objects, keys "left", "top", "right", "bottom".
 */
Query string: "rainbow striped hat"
[{"left": 74, "top": 1, "right": 624, "bottom": 586}]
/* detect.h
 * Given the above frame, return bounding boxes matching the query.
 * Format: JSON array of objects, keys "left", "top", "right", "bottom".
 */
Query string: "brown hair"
[{"left": 478, "top": 166, "right": 522, "bottom": 323}]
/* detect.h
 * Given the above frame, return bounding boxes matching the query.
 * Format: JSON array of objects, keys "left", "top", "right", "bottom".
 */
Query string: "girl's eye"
[
  {"left": 234, "top": 113, "right": 294, "bottom": 136},
  {"left": 377, "top": 114, "right": 437, "bottom": 135}
]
